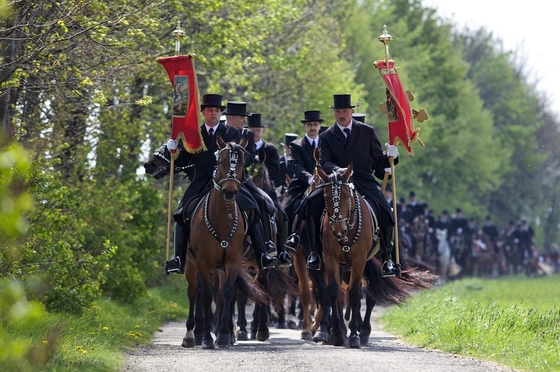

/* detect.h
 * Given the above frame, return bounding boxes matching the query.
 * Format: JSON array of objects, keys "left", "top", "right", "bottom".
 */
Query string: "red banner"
[
  {"left": 157, "top": 54, "right": 205, "bottom": 156},
  {"left": 374, "top": 59, "right": 422, "bottom": 154}
]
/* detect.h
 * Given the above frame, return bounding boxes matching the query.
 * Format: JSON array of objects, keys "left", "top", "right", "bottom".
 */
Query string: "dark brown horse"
[{"left": 184, "top": 136, "right": 251, "bottom": 349}]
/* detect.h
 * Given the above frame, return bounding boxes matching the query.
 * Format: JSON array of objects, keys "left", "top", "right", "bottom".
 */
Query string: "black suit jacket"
[
  {"left": 287, "top": 137, "right": 316, "bottom": 196},
  {"left": 258, "top": 140, "right": 280, "bottom": 184},
  {"left": 320, "top": 120, "right": 395, "bottom": 217},
  {"left": 175, "top": 123, "right": 240, "bottom": 205},
  {"left": 276, "top": 155, "right": 294, "bottom": 189}
]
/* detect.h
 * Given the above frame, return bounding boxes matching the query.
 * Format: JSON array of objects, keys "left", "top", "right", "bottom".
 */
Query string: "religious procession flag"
[
  {"left": 374, "top": 59, "right": 427, "bottom": 154},
  {"left": 157, "top": 54, "right": 205, "bottom": 157}
]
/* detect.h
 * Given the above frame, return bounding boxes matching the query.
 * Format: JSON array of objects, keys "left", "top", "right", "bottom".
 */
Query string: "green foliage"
[
  {"left": 382, "top": 277, "right": 560, "bottom": 371},
  {"left": 0, "top": 283, "right": 189, "bottom": 371}
]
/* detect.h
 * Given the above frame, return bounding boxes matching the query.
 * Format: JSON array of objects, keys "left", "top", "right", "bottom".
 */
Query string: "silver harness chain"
[{"left": 326, "top": 177, "right": 362, "bottom": 253}]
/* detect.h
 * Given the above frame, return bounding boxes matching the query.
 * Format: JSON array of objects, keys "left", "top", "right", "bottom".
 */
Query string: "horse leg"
[
  {"left": 292, "top": 249, "right": 313, "bottom": 340},
  {"left": 359, "top": 295, "right": 376, "bottom": 346},
  {"left": 326, "top": 271, "right": 344, "bottom": 347},
  {"left": 347, "top": 272, "right": 363, "bottom": 349},
  {"left": 309, "top": 270, "right": 331, "bottom": 344},
  {"left": 236, "top": 290, "right": 249, "bottom": 341},
  {"left": 198, "top": 270, "right": 215, "bottom": 349},
  {"left": 276, "top": 296, "right": 288, "bottom": 329},
  {"left": 256, "top": 274, "right": 270, "bottom": 341},
  {"left": 215, "top": 271, "right": 237, "bottom": 348},
  {"left": 182, "top": 264, "right": 198, "bottom": 348},
  {"left": 193, "top": 278, "right": 204, "bottom": 345}
]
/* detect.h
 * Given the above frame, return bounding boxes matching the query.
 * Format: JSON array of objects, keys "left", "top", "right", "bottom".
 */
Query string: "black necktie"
[
  {"left": 311, "top": 140, "right": 316, "bottom": 148},
  {"left": 208, "top": 128, "right": 214, "bottom": 137},
  {"left": 343, "top": 128, "right": 351, "bottom": 138}
]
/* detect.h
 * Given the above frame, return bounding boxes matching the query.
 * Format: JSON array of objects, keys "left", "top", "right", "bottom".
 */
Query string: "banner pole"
[{"left": 166, "top": 157, "right": 175, "bottom": 261}]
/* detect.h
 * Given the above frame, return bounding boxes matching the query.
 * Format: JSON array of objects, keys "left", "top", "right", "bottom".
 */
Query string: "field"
[{"left": 381, "top": 275, "right": 560, "bottom": 372}]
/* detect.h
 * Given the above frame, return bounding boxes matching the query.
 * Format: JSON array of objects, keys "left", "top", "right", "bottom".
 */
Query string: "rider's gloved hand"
[
  {"left": 384, "top": 167, "right": 392, "bottom": 174},
  {"left": 385, "top": 143, "right": 399, "bottom": 158},
  {"left": 166, "top": 139, "right": 177, "bottom": 151}
]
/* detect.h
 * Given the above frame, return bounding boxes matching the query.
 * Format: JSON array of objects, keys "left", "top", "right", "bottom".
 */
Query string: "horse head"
[
  {"left": 248, "top": 147, "right": 270, "bottom": 191},
  {"left": 144, "top": 146, "right": 170, "bottom": 179},
  {"left": 214, "top": 134, "right": 246, "bottom": 202},
  {"left": 318, "top": 163, "right": 355, "bottom": 242}
]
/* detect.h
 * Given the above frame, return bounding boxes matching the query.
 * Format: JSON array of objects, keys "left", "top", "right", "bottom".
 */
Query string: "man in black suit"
[
  {"left": 276, "top": 133, "right": 298, "bottom": 194},
  {"left": 224, "top": 101, "right": 281, "bottom": 269},
  {"left": 158, "top": 94, "right": 255, "bottom": 273},
  {"left": 247, "top": 113, "right": 280, "bottom": 188},
  {"left": 287, "top": 95, "right": 399, "bottom": 276},
  {"left": 283, "top": 110, "right": 324, "bottom": 249}
]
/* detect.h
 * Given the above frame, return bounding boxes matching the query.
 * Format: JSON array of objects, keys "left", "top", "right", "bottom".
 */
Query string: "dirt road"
[{"left": 122, "top": 304, "right": 517, "bottom": 372}]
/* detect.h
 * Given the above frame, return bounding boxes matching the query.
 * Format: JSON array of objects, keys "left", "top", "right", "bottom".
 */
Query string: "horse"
[
  {"left": 183, "top": 136, "right": 255, "bottom": 349},
  {"left": 234, "top": 147, "right": 297, "bottom": 342},
  {"left": 311, "top": 164, "right": 429, "bottom": 348}
]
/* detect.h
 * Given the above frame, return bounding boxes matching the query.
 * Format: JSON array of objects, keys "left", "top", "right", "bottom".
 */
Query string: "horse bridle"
[
  {"left": 324, "top": 174, "right": 362, "bottom": 252},
  {"left": 212, "top": 145, "right": 245, "bottom": 191}
]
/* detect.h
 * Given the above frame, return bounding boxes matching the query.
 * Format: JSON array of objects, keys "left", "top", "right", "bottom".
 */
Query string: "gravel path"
[{"left": 122, "top": 304, "right": 518, "bottom": 372}]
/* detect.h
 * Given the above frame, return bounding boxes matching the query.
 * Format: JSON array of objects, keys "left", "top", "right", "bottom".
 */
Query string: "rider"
[
  {"left": 285, "top": 94, "right": 399, "bottom": 276},
  {"left": 283, "top": 110, "right": 324, "bottom": 265},
  {"left": 223, "top": 101, "right": 288, "bottom": 268},
  {"left": 276, "top": 133, "right": 298, "bottom": 194},
  {"left": 160, "top": 94, "right": 277, "bottom": 274}
]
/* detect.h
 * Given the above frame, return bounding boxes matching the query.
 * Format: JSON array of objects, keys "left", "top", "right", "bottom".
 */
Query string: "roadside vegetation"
[
  {"left": 382, "top": 276, "right": 560, "bottom": 372},
  {"left": 1, "top": 278, "right": 188, "bottom": 372}
]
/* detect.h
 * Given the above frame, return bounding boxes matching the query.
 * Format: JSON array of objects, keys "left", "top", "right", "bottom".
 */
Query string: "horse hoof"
[
  {"left": 330, "top": 330, "right": 345, "bottom": 347},
  {"left": 181, "top": 337, "right": 195, "bottom": 348},
  {"left": 359, "top": 335, "right": 369, "bottom": 346},
  {"left": 287, "top": 320, "right": 298, "bottom": 330},
  {"left": 301, "top": 331, "right": 313, "bottom": 341},
  {"left": 312, "top": 330, "right": 329, "bottom": 343},
  {"left": 215, "top": 332, "right": 230, "bottom": 348},
  {"left": 201, "top": 338, "right": 215, "bottom": 349},
  {"left": 194, "top": 333, "right": 203, "bottom": 346},
  {"left": 348, "top": 335, "right": 361, "bottom": 349},
  {"left": 256, "top": 329, "right": 270, "bottom": 342},
  {"left": 277, "top": 321, "right": 288, "bottom": 329},
  {"left": 236, "top": 330, "right": 248, "bottom": 341}
]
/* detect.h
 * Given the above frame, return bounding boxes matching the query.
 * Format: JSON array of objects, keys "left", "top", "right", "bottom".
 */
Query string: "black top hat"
[
  {"left": 329, "top": 94, "right": 355, "bottom": 109},
  {"left": 409, "top": 191, "right": 416, "bottom": 198},
  {"left": 319, "top": 126, "right": 328, "bottom": 134},
  {"left": 281, "top": 133, "right": 298, "bottom": 146},
  {"left": 352, "top": 113, "right": 366, "bottom": 122},
  {"left": 301, "top": 110, "right": 325, "bottom": 123},
  {"left": 247, "top": 113, "right": 264, "bottom": 128},
  {"left": 200, "top": 94, "right": 226, "bottom": 111},
  {"left": 223, "top": 101, "right": 249, "bottom": 116}
]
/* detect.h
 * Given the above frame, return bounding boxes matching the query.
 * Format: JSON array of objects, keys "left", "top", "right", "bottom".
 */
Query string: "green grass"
[
  {"left": 1, "top": 276, "right": 189, "bottom": 371},
  {"left": 381, "top": 275, "right": 560, "bottom": 372}
]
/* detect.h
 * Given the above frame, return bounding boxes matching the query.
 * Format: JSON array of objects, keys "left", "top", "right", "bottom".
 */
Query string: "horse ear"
[
  {"left": 239, "top": 134, "right": 249, "bottom": 149},
  {"left": 317, "top": 166, "right": 328, "bottom": 182},
  {"left": 343, "top": 162, "right": 353, "bottom": 181},
  {"left": 216, "top": 133, "right": 226, "bottom": 149},
  {"left": 257, "top": 147, "right": 266, "bottom": 163},
  {"left": 313, "top": 147, "right": 321, "bottom": 163}
]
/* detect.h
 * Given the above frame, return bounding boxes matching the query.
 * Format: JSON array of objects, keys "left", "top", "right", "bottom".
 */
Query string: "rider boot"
[
  {"left": 249, "top": 217, "right": 278, "bottom": 270},
  {"left": 380, "top": 225, "right": 396, "bottom": 277},
  {"left": 261, "top": 209, "right": 278, "bottom": 257},
  {"left": 305, "top": 217, "right": 322, "bottom": 271},
  {"left": 277, "top": 220, "right": 293, "bottom": 268},
  {"left": 285, "top": 214, "right": 301, "bottom": 251},
  {"left": 164, "top": 223, "right": 188, "bottom": 274}
]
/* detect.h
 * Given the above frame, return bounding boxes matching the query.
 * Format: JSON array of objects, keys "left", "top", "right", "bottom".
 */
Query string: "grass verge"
[
  {"left": 381, "top": 275, "right": 560, "bottom": 372},
  {"left": 2, "top": 276, "right": 189, "bottom": 371}
]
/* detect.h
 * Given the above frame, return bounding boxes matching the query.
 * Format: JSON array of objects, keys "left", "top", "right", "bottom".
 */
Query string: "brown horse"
[
  {"left": 184, "top": 136, "right": 251, "bottom": 349},
  {"left": 312, "top": 164, "right": 435, "bottom": 347}
]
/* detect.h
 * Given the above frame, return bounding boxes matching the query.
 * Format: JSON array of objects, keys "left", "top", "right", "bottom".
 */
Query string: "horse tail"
[
  {"left": 265, "top": 267, "right": 300, "bottom": 313},
  {"left": 363, "top": 258, "right": 411, "bottom": 306},
  {"left": 397, "top": 242, "right": 438, "bottom": 290},
  {"left": 235, "top": 265, "right": 268, "bottom": 306}
]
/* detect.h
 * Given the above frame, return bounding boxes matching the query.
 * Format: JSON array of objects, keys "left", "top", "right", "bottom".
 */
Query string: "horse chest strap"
[
  {"left": 342, "top": 245, "right": 351, "bottom": 253},
  {"left": 220, "top": 241, "right": 228, "bottom": 249}
]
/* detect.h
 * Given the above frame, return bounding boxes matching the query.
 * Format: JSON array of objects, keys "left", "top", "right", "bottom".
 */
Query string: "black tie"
[
  {"left": 311, "top": 140, "right": 316, "bottom": 148},
  {"left": 208, "top": 128, "right": 214, "bottom": 137},
  {"left": 343, "top": 128, "right": 351, "bottom": 138}
]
